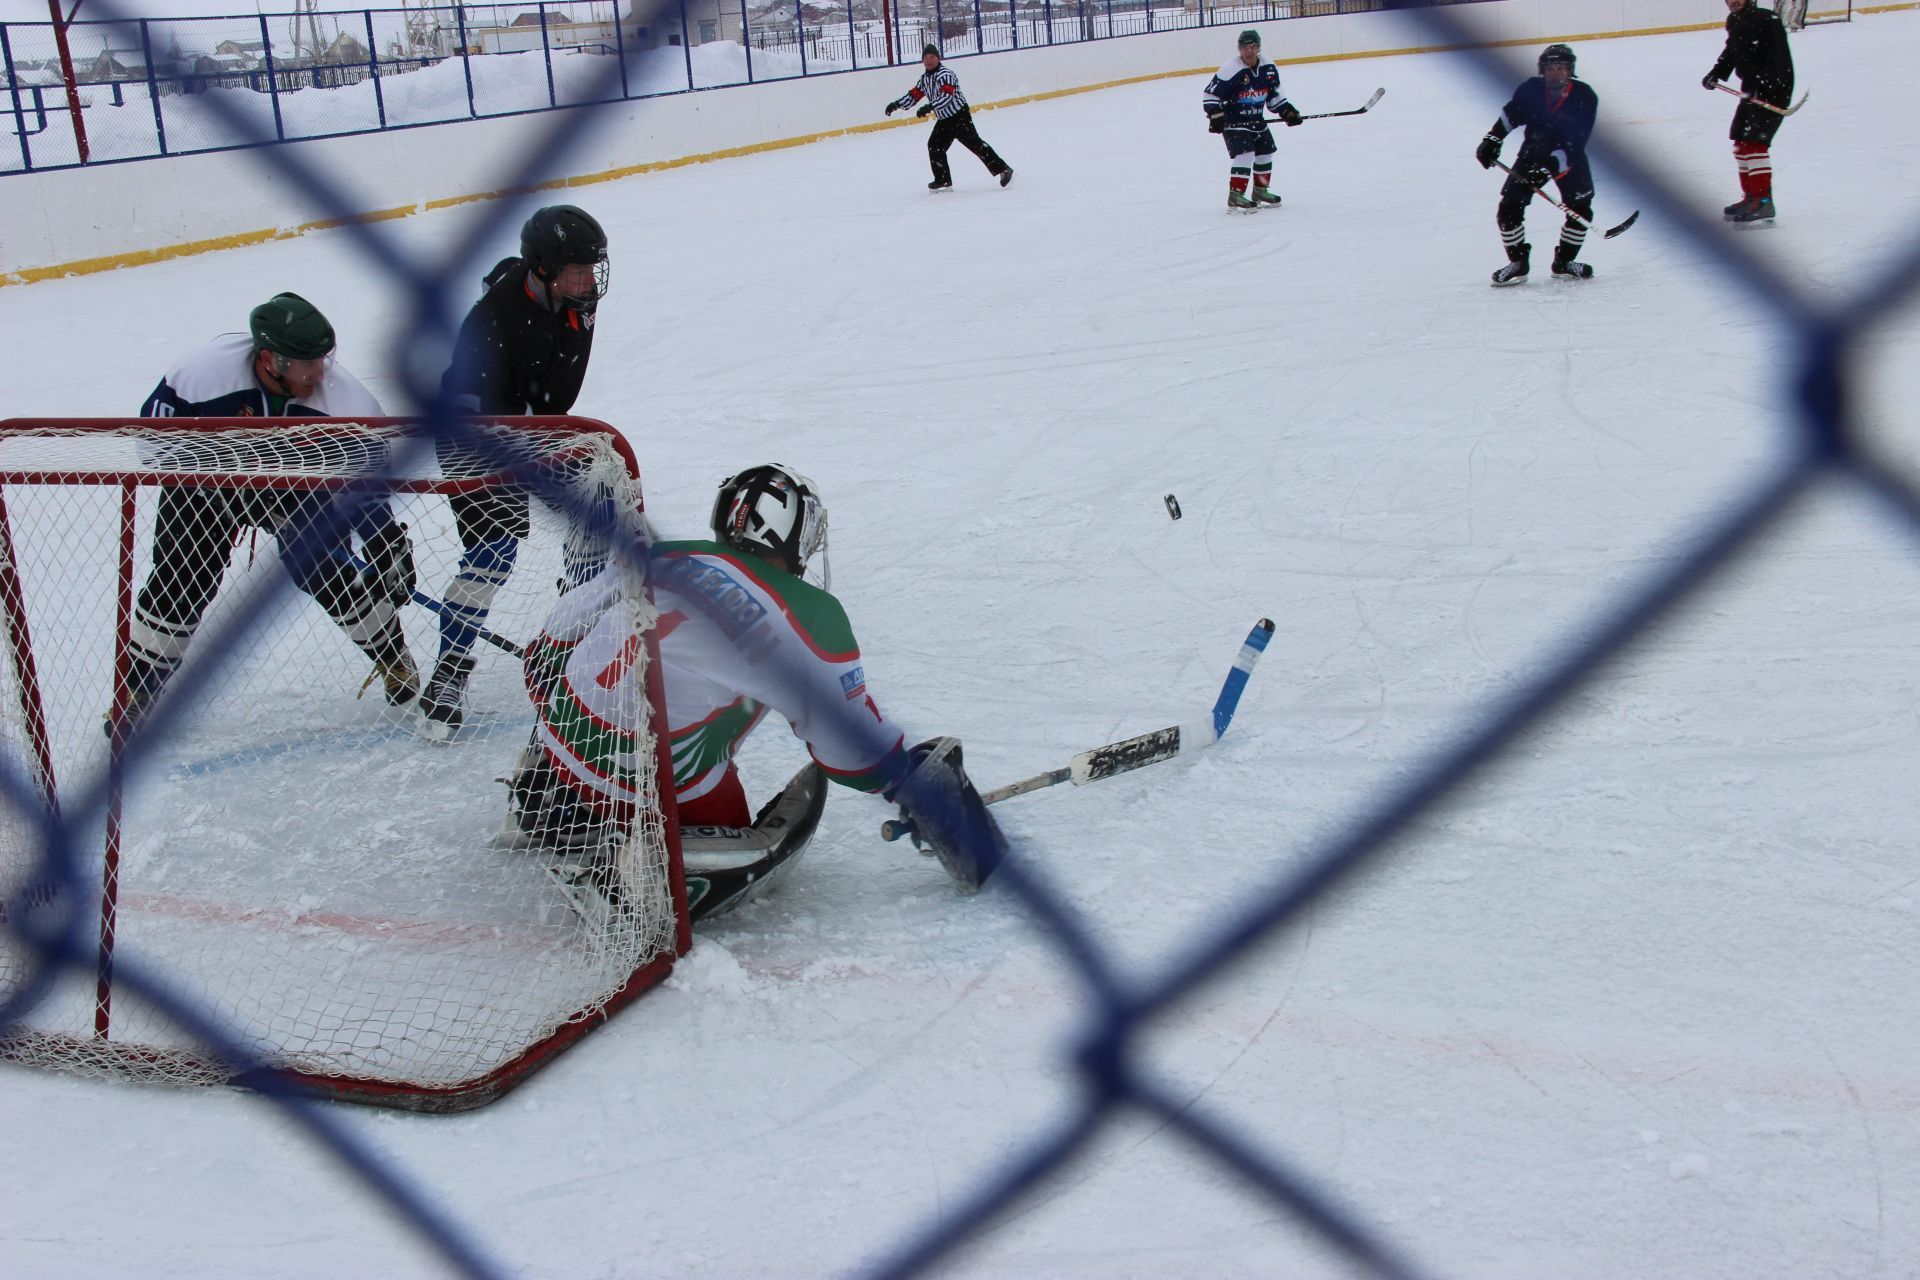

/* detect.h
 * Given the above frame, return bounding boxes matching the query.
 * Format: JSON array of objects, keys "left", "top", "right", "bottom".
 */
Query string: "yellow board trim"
[{"left": 4, "top": 2, "right": 1911, "bottom": 288}]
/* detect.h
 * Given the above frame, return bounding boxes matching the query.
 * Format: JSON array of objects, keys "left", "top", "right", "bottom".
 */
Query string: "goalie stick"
[
  {"left": 1713, "top": 83, "right": 1810, "bottom": 117},
  {"left": 1266, "top": 87, "right": 1385, "bottom": 123},
  {"left": 880, "top": 618, "right": 1275, "bottom": 842},
  {"left": 1491, "top": 160, "right": 1640, "bottom": 239}
]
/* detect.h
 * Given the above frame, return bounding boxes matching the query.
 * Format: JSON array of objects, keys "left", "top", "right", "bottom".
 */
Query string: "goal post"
[{"left": 0, "top": 415, "right": 688, "bottom": 1112}]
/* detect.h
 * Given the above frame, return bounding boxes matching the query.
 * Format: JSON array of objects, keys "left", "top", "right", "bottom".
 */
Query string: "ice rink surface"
[{"left": 4, "top": 12, "right": 1920, "bottom": 1278}]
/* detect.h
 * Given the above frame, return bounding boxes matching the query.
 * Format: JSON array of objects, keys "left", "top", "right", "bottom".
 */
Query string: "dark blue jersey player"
[
  {"left": 1202, "top": 30, "right": 1300, "bottom": 212},
  {"left": 1475, "top": 44, "right": 1600, "bottom": 286}
]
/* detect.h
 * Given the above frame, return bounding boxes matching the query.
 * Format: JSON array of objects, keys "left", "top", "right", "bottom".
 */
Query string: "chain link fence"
[{"left": 2, "top": 0, "right": 1902, "bottom": 1276}]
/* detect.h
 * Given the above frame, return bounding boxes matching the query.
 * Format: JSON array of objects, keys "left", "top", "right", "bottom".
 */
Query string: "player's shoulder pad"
[
  {"left": 307, "top": 363, "right": 384, "bottom": 417},
  {"left": 1214, "top": 58, "right": 1244, "bottom": 80},
  {"left": 159, "top": 333, "right": 258, "bottom": 408}
]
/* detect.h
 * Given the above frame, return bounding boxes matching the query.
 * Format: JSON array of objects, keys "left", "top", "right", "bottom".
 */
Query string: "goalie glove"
[
  {"left": 363, "top": 521, "right": 417, "bottom": 608},
  {"left": 885, "top": 737, "right": 1006, "bottom": 891}
]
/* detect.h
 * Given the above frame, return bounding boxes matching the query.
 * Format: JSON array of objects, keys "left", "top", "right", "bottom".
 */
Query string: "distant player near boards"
[
  {"left": 1702, "top": 0, "right": 1794, "bottom": 224},
  {"left": 1202, "top": 29, "right": 1301, "bottom": 212},
  {"left": 884, "top": 45, "right": 1013, "bottom": 192},
  {"left": 1475, "top": 43, "right": 1599, "bottom": 285}
]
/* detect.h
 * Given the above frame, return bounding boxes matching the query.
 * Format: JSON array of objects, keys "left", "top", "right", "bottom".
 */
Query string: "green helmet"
[
  {"left": 1237, "top": 29, "right": 1260, "bottom": 48},
  {"left": 248, "top": 292, "right": 335, "bottom": 361}
]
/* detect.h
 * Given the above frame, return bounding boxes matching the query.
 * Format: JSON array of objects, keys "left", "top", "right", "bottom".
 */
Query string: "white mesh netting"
[{"left": 0, "top": 418, "right": 682, "bottom": 1109}]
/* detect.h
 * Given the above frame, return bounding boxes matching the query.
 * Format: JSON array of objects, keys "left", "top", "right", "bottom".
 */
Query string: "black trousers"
[
  {"left": 1498, "top": 154, "right": 1595, "bottom": 242},
  {"left": 1731, "top": 101, "right": 1786, "bottom": 146},
  {"left": 928, "top": 109, "right": 1009, "bottom": 185},
  {"left": 133, "top": 485, "right": 385, "bottom": 666}
]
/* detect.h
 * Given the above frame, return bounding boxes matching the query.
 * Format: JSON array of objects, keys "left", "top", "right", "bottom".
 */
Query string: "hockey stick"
[
  {"left": 880, "top": 618, "right": 1274, "bottom": 842},
  {"left": 336, "top": 549, "right": 526, "bottom": 658},
  {"left": 1712, "top": 83, "right": 1809, "bottom": 117},
  {"left": 1491, "top": 160, "right": 1640, "bottom": 239},
  {"left": 1265, "top": 87, "right": 1385, "bottom": 123}
]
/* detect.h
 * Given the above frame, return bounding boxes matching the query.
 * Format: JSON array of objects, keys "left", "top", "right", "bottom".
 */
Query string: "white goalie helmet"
[{"left": 711, "top": 464, "right": 830, "bottom": 585}]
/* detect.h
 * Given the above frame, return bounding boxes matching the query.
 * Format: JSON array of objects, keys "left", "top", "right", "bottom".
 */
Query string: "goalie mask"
[{"left": 711, "top": 464, "right": 829, "bottom": 586}]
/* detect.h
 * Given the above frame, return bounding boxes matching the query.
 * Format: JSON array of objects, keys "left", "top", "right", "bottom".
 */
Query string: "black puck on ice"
[{"left": 1164, "top": 494, "right": 1182, "bottom": 520}]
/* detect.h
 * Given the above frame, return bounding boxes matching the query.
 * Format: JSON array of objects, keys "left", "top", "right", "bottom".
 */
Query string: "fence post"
[
  {"left": 454, "top": 5, "right": 478, "bottom": 117},
  {"left": 257, "top": 14, "right": 286, "bottom": 141},
  {"left": 679, "top": 0, "right": 693, "bottom": 90},
  {"left": 844, "top": 0, "right": 857, "bottom": 70},
  {"left": 973, "top": 0, "right": 983, "bottom": 53},
  {"left": 1043, "top": 0, "right": 1052, "bottom": 44},
  {"left": 612, "top": 4, "right": 630, "bottom": 99},
  {"left": 740, "top": 0, "right": 753, "bottom": 83},
  {"left": 538, "top": 2, "right": 557, "bottom": 107},
  {"left": 138, "top": 18, "right": 168, "bottom": 158},
  {"left": 932, "top": 0, "right": 943, "bottom": 58},
  {"left": 364, "top": 10, "right": 388, "bottom": 129},
  {"left": 1, "top": 25, "right": 34, "bottom": 172},
  {"left": 794, "top": 0, "right": 807, "bottom": 76}
]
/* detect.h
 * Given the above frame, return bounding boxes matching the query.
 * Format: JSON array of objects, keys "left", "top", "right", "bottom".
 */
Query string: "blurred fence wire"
[{"left": 1, "top": 0, "right": 1906, "bottom": 1277}]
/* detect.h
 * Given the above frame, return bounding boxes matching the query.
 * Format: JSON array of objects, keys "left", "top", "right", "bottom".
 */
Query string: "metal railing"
[{"left": 1, "top": 0, "right": 1452, "bottom": 173}]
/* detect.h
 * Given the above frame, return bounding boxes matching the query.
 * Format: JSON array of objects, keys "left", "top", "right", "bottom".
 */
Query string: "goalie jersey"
[{"left": 523, "top": 540, "right": 907, "bottom": 817}]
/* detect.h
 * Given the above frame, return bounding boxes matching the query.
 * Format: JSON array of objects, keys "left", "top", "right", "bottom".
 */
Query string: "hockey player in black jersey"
[
  {"left": 1475, "top": 44, "right": 1599, "bottom": 286},
  {"left": 1703, "top": 0, "right": 1794, "bottom": 223},
  {"left": 420, "top": 204, "right": 609, "bottom": 738},
  {"left": 117, "top": 293, "right": 420, "bottom": 731},
  {"left": 884, "top": 45, "right": 1012, "bottom": 191},
  {"left": 1202, "top": 29, "right": 1301, "bottom": 211}
]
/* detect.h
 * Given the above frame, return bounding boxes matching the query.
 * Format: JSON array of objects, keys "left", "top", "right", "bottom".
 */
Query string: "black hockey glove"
[
  {"left": 885, "top": 737, "right": 1006, "bottom": 892},
  {"left": 1206, "top": 111, "right": 1226, "bottom": 134},
  {"left": 363, "top": 521, "right": 417, "bottom": 608},
  {"left": 1701, "top": 72, "right": 1720, "bottom": 90},
  {"left": 1475, "top": 133, "right": 1501, "bottom": 170},
  {"left": 1518, "top": 160, "right": 1555, "bottom": 189},
  {"left": 884, "top": 100, "right": 900, "bottom": 115},
  {"left": 916, "top": 103, "right": 934, "bottom": 119},
  {"left": 1278, "top": 103, "right": 1303, "bottom": 127}
]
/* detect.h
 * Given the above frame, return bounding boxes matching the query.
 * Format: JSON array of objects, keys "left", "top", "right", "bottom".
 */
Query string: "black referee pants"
[{"left": 928, "top": 109, "right": 1009, "bottom": 186}]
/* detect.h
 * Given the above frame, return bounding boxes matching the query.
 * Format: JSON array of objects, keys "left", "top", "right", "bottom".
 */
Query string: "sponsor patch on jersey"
[
  {"left": 656, "top": 557, "right": 768, "bottom": 640},
  {"left": 840, "top": 666, "right": 867, "bottom": 700}
]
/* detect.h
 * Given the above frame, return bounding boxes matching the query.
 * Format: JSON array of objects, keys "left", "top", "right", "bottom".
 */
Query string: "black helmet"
[
  {"left": 248, "top": 292, "right": 335, "bottom": 360},
  {"left": 1538, "top": 43, "right": 1576, "bottom": 75},
  {"left": 519, "top": 204, "right": 609, "bottom": 311},
  {"left": 921, "top": 43, "right": 940, "bottom": 59},
  {"left": 711, "top": 464, "right": 829, "bottom": 577}
]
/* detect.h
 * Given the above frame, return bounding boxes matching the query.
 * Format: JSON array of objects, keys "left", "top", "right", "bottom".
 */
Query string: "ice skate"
[
  {"left": 998, "top": 168, "right": 1013, "bottom": 188},
  {"left": 1251, "top": 186, "right": 1283, "bottom": 207},
  {"left": 928, "top": 178, "right": 953, "bottom": 193},
  {"left": 418, "top": 652, "right": 476, "bottom": 740},
  {"left": 1491, "top": 242, "right": 1530, "bottom": 287},
  {"left": 1724, "top": 196, "right": 1756, "bottom": 220},
  {"left": 1729, "top": 195, "right": 1775, "bottom": 224},
  {"left": 1551, "top": 244, "right": 1593, "bottom": 280},
  {"left": 1227, "top": 189, "right": 1258, "bottom": 212}
]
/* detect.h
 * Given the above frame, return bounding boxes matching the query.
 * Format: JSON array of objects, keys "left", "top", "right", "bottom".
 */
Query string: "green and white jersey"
[{"left": 524, "top": 541, "right": 906, "bottom": 812}]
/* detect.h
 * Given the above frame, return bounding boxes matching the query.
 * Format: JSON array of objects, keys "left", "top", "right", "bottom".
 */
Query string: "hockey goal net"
[{"left": 0, "top": 416, "right": 687, "bottom": 1111}]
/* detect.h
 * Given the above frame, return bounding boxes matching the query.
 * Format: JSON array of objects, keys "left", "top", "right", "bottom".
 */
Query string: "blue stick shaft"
[{"left": 1211, "top": 618, "right": 1275, "bottom": 739}]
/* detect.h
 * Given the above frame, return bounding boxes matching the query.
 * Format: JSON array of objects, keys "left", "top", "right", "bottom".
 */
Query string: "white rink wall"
[{"left": 0, "top": 0, "right": 1764, "bottom": 279}]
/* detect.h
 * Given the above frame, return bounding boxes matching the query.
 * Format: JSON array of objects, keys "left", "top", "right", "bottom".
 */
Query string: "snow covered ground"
[{"left": 4, "top": 12, "right": 1920, "bottom": 1277}]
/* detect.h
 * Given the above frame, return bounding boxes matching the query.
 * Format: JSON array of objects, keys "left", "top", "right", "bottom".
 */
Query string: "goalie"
[{"left": 506, "top": 464, "right": 1005, "bottom": 917}]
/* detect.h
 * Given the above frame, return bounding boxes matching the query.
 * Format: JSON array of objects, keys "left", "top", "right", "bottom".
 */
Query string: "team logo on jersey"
[
  {"left": 656, "top": 557, "right": 768, "bottom": 640},
  {"left": 840, "top": 667, "right": 867, "bottom": 700}
]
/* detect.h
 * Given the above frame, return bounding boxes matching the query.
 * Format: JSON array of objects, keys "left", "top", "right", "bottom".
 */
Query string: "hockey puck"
[{"left": 1164, "top": 494, "right": 1182, "bottom": 520}]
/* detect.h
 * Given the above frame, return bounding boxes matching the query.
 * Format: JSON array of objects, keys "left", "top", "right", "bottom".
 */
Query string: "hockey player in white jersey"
[{"left": 507, "top": 464, "right": 1005, "bottom": 916}]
